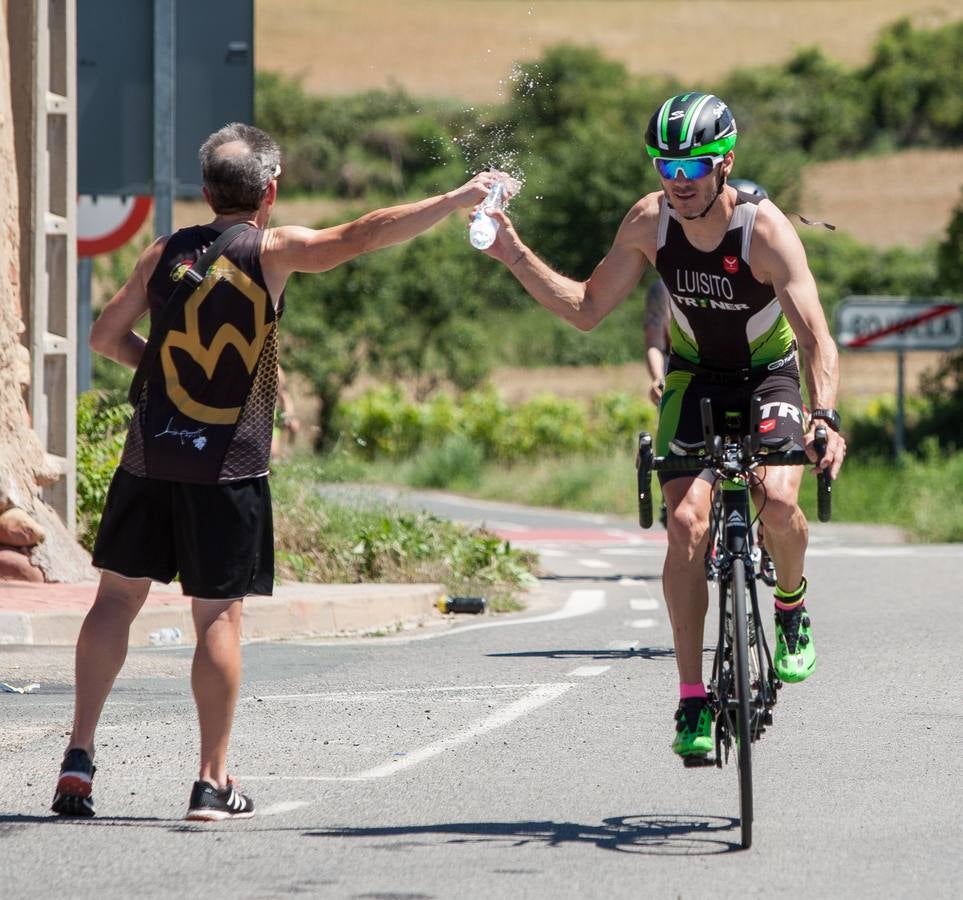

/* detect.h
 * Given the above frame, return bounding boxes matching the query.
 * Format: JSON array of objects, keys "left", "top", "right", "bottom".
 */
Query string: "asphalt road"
[{"left": 2, "top": 490, "right": 961, "bottom": 898}]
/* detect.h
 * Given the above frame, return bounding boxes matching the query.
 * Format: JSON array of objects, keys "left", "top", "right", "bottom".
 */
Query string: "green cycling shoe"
[
  {"left": 774, "top": 604, "right": 816, "bottom": 683},
  {"left": 672, "top": 697, "right": 714, "bottom": 757}
]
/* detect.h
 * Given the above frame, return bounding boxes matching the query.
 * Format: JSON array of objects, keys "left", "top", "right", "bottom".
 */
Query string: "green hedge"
[{"left": 334, "top": 385, "right": 657, "bottom": 462}]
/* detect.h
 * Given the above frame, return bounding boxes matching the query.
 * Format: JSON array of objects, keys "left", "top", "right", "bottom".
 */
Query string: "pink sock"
[
  {"left": 774, "top": 597, "right": 803, "bottom": 611},
  {"left": 680, "top": 682, "right": 707, "bottom": 700}
]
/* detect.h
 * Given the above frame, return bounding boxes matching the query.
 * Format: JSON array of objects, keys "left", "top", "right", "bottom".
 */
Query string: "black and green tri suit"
[{"left": 654, "top": 191, "right": 806, "bottom": 481}]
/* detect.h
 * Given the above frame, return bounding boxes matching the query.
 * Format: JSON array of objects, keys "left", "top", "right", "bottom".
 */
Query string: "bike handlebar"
[{"left": 635, "top": 426, "right": 833, "bottom": 528}]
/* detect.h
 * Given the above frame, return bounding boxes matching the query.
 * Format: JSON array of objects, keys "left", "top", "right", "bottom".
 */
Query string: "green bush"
[
  {"left": 271, "top": 458, "right": 536, "bottom": 606},
  {"left": 333, "top": 385, "right": 656, "bottom": 463},
  {"left": 76, "top": 390, "right": 131, "bottom": 550}
]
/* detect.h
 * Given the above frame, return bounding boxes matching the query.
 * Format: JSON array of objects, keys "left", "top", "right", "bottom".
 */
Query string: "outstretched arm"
[
  {"left": 481, "top": 199, "right": 655, "bottom": 332},
  {"left": 261, "top": 172, "right": 497, "bottom": 281}
]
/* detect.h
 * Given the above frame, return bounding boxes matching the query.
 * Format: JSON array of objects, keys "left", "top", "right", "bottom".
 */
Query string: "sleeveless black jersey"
[
  {"left": 120, "top": 225, "right": 283, "bottom": 484},
  {"left": 654, "top": 192, "right": 794, "bottom": 371}
]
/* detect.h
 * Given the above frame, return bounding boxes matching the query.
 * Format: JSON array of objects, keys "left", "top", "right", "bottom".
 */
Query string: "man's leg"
[
  {"left": 69, "top": 571, "right": 152, "bottom": 755},
  {"left": 190, "top": 597, "right": 243, "bottom": 788},
  {"left": 52, "top": 571, "right": 151, "bottom": 816},
  {"left": 662, "top": 476, "right": 718, "bottom": 757},
  {"left": 752, "top": 466, "right": 807, "bottom": 592},
  {"left": 752, "top": 466, "right": 817, "bottom": 682},
  {"left": 662, "top": 476, "right": 714, "bottom": 684}
]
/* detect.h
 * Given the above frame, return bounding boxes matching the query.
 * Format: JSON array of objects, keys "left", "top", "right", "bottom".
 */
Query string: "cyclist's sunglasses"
[{"left": 652, "top": 155, "right": 723, "bottom": 181}]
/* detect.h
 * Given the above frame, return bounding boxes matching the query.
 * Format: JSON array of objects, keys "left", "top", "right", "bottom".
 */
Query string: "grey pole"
[
  {"left": 77, "top": 256, "right": 93, "bottom": 392},
  {"left": 153, "top": 0, "right": 176, "bottom": 237},
  {"left": 895, "top": 347, "right": 906, "bottom": 459}
]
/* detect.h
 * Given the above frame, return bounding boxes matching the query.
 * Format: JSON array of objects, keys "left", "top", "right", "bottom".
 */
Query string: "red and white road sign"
[
  {"left": 77, "top": 195, "right": 153, "bottom": 257},
  {"left": 835, "top": 297, "right": 963, "bottom": 351}
]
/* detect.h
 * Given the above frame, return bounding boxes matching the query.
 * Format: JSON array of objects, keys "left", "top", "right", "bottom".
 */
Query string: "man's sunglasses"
[{"left": 652, "top": 155, "right": 723, "bottom": 181}]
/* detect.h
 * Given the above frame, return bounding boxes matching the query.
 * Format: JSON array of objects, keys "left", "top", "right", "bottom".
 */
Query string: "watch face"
[{"left": 813, "top": 410, "right": 840, "bottom": 430}]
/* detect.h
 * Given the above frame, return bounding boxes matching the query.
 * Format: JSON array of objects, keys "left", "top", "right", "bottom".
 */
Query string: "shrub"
[{"left": 76, "top": 390, "right": 130, "bottom": 549}]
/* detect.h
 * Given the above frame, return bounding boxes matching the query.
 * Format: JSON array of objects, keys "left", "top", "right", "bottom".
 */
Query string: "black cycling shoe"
[{"left": 51, "top": 748, "right": 96, "bottom": 818}]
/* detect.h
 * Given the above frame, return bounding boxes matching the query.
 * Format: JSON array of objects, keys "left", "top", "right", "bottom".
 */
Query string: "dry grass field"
[
  {"left": 799, "top": 149, "right": 963, "bottom": 250},
  {"left": 251, "top": 1, "right": 963, "bottom": 248},
  {"left": 255, "top": 0, "right": 959, "bottom": 102}
]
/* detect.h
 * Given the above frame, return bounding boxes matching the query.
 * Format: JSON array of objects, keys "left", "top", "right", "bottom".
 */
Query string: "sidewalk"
[{"left": 0, "top": 580, "right": 445, "bottom": 646}]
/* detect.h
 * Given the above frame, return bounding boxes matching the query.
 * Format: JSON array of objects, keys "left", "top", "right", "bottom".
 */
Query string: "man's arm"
[
  {"left": 89, "top": 238, "right": 167, "bottom": 369},
  {"left": 754, "top": 208, "right": 846, "bottom": 477},
  {"left": 261, "top": 172, "right": 495, "bottom": 284},
  {"left": 482, "top": 196, "right": 658, "bottom": 332},
  {"left": 644, "top": 279, "right": 671, "bottom": 403}
]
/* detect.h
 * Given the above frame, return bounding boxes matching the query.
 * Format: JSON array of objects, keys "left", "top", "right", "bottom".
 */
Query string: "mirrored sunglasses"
[{"left": 653, "top": 155, "right": 723, "bottom": 181}]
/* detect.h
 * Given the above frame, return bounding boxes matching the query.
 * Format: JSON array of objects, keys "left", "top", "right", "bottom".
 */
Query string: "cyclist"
[
  {"left": 645, "top": 177, "right": 773, "bottom": 537},
  {"left": 475, "top": 93, "right": 846, "bottom": 757}
]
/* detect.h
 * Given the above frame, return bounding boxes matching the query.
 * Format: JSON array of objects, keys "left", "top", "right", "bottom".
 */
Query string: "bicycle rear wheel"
[{"left": 730, "top": 562, "right": 753, "bottom": 849}]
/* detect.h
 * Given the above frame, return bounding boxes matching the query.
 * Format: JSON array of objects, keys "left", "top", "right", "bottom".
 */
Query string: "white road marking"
[
  {"left": 577, "top": 559, "right": 612, "bottom": 569},
  {"left": 630, "top": 598, "right": 659, "bottom": 611},
  {"left": 259, "top": 800, "right": 311, "bottom": 816},
  {"left": 566, "top": 665, "right": 611, "bottom": 677},
  {"left": 537, "top": 548, "right": 569, "bottom": 557},
  {"left": 599, "top": 547, "right": 647, "bottom": 556},
  {"left": 608, "top": 640, "right": 640, "bottom": 651},
  {"left": 444, "top": 589, "right": 607, "bottom": 635},
  {"left": 487, "top": 520, "right": 531, "bottom": 531},
  {"left": 351, "top": 683, "right": 573, "bottom": 780},
  {"left": 629, "top": 618, "right": 658, "bottom": 629},
  {"left": 279, "top": 589, "right": 609, "bottom": 647},
  {"left": 806, "top": 547, "right": 960, "bottom": 557},
  {"left": 239, "top": 682, "right": 575, "bottom": 784},
  {"left": 247, "top": 682, "right": 568, "bottom": 703},
  {"left": 618, "top": 577, "right": 646, "bottom": 585}
]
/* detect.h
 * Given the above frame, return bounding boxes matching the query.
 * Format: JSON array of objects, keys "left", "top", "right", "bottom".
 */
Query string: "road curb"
[{"left": 0, "top": 583, "right": 445, "bottom": 647}]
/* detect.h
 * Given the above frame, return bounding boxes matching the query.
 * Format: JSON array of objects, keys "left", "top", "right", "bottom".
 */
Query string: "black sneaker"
[
  {"left": 185, "top": 780, "right": 255, "bottom": 821},
  {"left": 51, "top": 748, "right": 96, "bottom": 817}
]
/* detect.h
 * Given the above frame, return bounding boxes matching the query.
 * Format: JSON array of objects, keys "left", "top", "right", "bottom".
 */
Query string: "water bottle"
[
  {"left": 437, "top": 595, "right": 487, "bottom": 615},
  {"left": 469, "top": 182, "right": 506, "bottom": 250},
  {"left": 148, "top": 626, "right": 183, "bottom": 646}
]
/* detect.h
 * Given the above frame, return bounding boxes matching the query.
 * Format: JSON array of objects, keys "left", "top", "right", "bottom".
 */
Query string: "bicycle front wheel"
[{"left": 731, "top": 561, "right": 753, "bottom": 849}]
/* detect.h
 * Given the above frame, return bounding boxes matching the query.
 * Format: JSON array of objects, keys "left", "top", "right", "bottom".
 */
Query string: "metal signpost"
[
  {"left": 836, "top": 296, "right": 963, "bottom": 456},
  {"left": 75, "top": 0, "right": 253, "bottom": 387}
]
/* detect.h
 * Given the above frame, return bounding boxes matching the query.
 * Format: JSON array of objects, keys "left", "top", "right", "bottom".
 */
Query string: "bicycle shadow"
[
  {"left": 487, "top": 647, "right": 677, "bottom": 661},
  {"left": 304, "top": 813, "right": 740, "bottom": 855}
]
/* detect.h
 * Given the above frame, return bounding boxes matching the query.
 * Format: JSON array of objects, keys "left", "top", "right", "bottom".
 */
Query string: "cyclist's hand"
[
  {"left": 805, "top": 426, "right": 846, "bottom": 480},
  {"left": 649, "top": 380, "right": 664, "bottom": 405}
]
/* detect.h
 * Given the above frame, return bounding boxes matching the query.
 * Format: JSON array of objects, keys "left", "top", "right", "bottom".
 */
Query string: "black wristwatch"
[{"left": 810, "top": 408, "right": 841, "bottom": 432}]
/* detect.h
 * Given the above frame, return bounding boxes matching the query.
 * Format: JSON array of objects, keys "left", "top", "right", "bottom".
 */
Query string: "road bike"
[{"left": 635, "top": 396, "right": 832, "bottom": 849}]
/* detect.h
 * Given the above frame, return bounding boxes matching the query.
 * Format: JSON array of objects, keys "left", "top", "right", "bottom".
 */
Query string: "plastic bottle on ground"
[
  {"left": 148, "top": 627, "right": 183, "bottom": 646},
  {"left": 437, "top": 595, "right": 487, "bottom": 615}
]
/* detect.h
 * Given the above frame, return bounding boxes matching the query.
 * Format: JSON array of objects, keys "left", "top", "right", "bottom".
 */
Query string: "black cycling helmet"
[
  {"left": 644, "top": 93, "right": 737, "bottom": 160},
  {"left": 728, "top": 178, "right": 769, "bottom": 199}
]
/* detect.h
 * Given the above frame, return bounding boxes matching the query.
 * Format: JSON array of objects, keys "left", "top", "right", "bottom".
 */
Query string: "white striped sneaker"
[{"left": 185, "top": 779, "right": 255, "bottom": 821}]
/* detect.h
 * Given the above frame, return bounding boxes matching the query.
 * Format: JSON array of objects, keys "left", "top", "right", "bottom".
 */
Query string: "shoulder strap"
[{"left": 127, "top": 222, "right": 252, "bottom": 406}]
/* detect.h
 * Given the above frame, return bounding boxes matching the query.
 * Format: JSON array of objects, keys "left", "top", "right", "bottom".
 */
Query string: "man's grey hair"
[{"left": 199, "top": 123, "right": 281, "bottom": 214}]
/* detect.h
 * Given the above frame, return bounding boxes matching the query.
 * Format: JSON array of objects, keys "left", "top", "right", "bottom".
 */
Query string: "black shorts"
[
  {"left": 655, "top": 362, "right": 806, "bottom": 484},
  {"left": 92, "top": 468, "right": 274, "bottom": 599}
]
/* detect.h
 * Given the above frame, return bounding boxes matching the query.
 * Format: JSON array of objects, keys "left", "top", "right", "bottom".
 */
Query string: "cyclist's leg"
[
  {"left": 751, "top": 464, "right": 806, "bottom": 591},
  {"left": 748, "top": 371, "right": 816, "bottom": 681},
  {"left": 658, "top": 367, "right": 719, "bottom": 754},
  {"left": 748, "top": 369, "right": 809, "bottom": 593},
  {"left": 662, "top": 475, "right": 714, "bottom": 685}
]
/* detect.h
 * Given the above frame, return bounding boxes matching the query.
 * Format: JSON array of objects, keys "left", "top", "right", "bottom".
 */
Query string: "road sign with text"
[{"left": 835, "top": 297, "right": 963, "bottom": 351}]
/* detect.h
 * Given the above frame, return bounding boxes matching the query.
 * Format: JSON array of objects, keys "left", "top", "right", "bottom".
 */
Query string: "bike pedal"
[{"left": 682, "top": 755, "right": 716, "bottom": 768}]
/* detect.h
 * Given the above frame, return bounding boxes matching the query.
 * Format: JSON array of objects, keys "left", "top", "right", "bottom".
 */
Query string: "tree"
[{"left": 0, "top": 12, "right": 92, "bottom": 582}]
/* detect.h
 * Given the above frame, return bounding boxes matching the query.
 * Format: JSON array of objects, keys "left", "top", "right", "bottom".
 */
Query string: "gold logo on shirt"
[{"left": 160, "top": 258, "right": 271, "bottom": 425}]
